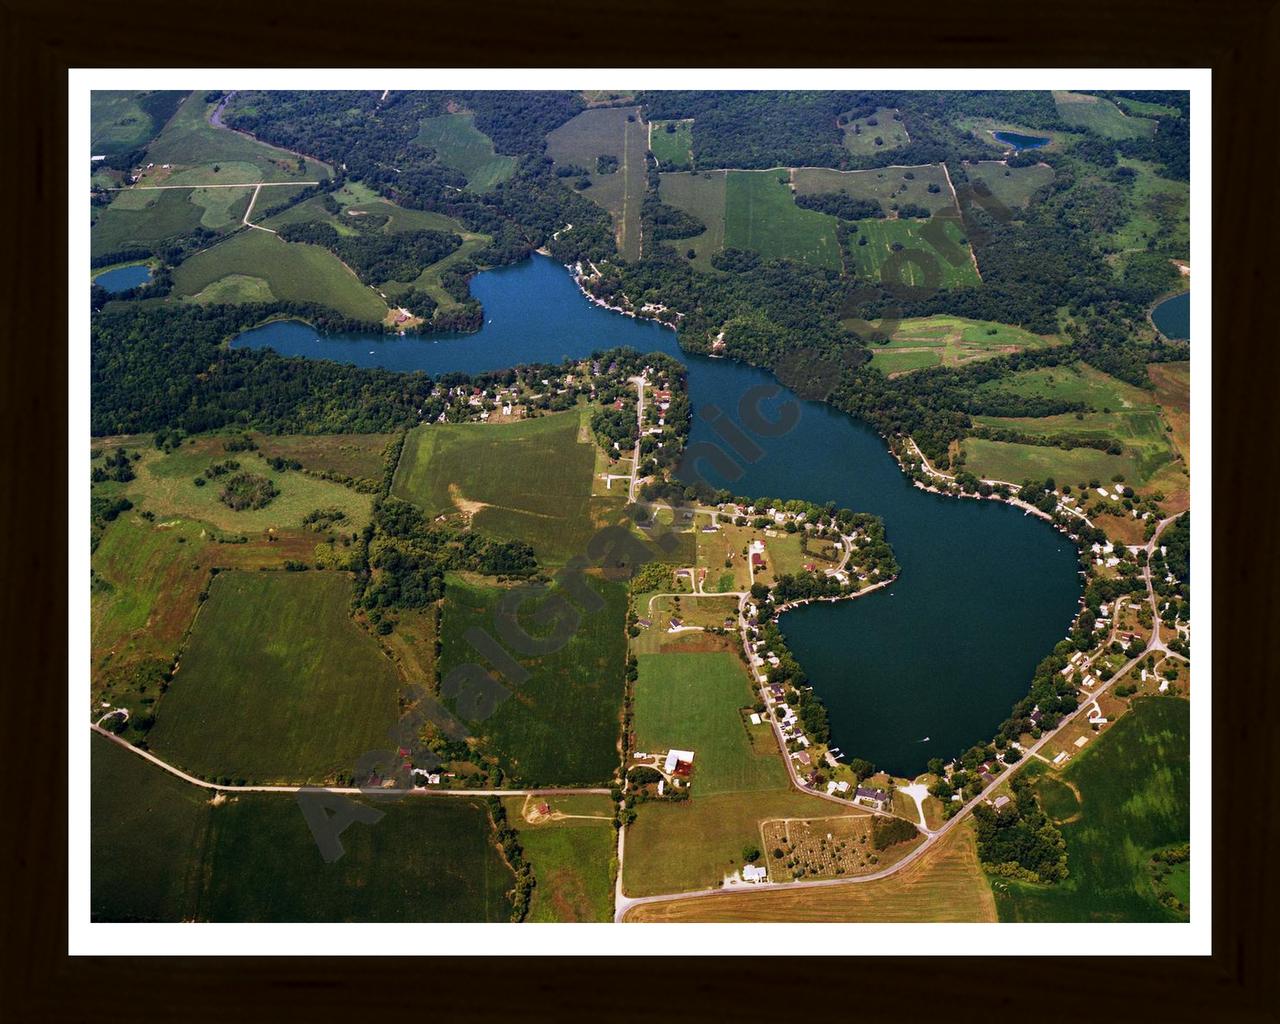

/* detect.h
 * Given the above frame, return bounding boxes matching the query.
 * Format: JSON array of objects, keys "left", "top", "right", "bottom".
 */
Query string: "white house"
[{"left": 742, "top": 864, "right": 767, "bottom": 883}]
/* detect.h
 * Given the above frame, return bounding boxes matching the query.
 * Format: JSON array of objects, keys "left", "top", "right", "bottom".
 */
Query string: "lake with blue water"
[
  {"left": 1151, "top": 291, "right": 1190, "bottom": 341},
  {"left": 234, "top": 254, "right": 1080, "bottom": 775},
  {"left": 993, "top": 130, "right": 1050, "bottom": 151},
  {"left": 94, "top": 264, "right": 152, "bottom": 293}
]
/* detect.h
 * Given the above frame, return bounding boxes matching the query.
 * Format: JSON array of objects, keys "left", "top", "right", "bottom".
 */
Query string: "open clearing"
[
  {"left": 649, "top": 119, "right": 693, "bottom": 169},
  {"left": 392, "top": 409, "right": 616, "bottom": 566},
  {"left": 1052, "top": 91, "right": 1156, "bottom": 140},
  {"left": 626, "top": 818, "right": 995, "bottom": 921},
  {"left": 171, "top": 228, "right": 389, "bottom": 321},
  {"left": 724, "top": 170, "right": 842, "bottom": 271},
  {"left": 147, "top": 571, "right": 401, "bottom": 785},
  {"left": 92, "top": 734, "right": 512, "bottom": 922},
  {"left": 1111, "top": 158, "right": 1190, "bottom": 256},
  {"left": 995, "top": 697, "right": 1189, "bottom": 922},
  {"left": 547, "top": 106, "right": 648, "bottom": 260},
  {"left": 845, "top": 216, "right": 980, "bottom": 288},
  {"left": 438, "top": 573, "right": 627, "bottom": 786},
  {"left": 415, "top": 113, "right": 516, "bottom": 192},
  {"left": 840, "top": 107, "right": 909, "bottom": 156},
  {"left": 867, "top": 315, "right": 1060, "bottom": 376},
  {"left": 504, "top": 795, "right": 615, "bottom": 922},
  {"left": 658, "top": 170, "right": 726, "bottom": 271},
  {"left": 793, "top": 165, "right": 955, "bottom": 215},
  {"left": 962, "top": 161, "right": 1055, "bottom": 209},
  {"left": 91, "top": 90, "right": 186, "bottom": 157},
  {"left": 1148, "top": 361, "right": 1190, "bottom": 468}
]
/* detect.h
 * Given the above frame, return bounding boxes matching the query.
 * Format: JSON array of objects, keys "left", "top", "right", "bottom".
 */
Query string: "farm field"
[
  {"left": 547, "top": 106, "right": 647, "bottom": 260},
  {"left": 724, "top": 170, "right": 842, "bottom": 271},
  {"left": 392, "top": 409, "right": 612, "bottom": 566},
  {"left": 625, "top": 819, "right": 996, "bottom": 921},
  {"left": 868, "top": 315, "right": 1060, "bottom": 377},
  {"left": 249, "top": 432, "right": 393, "bottom": 484},
  {"left": 170, "top": 228, "right": 389, "bottom": 321},
  {"left": 91, "top": 188, "right": 205, "bottom": 258},
  {"left": 146, "top": 571, "right": 401, "bottom": 785},
  {"left": 995, "top": 697, "right": 1189, "bottom": 922},
  {"left": 1111, "top": 158, "right": 1190, "bottom": 256},
  {"left": 1148, "top": 361, "right": 1190, "bottom": 468},
  {"left": 91, "top": 90, "right": 187, "bottom": 158},
  {"left": 92, "top": 734, "right": 513, "bottom": 922},
  {"left": 115, "top": 441, "right": 375, "bottom": 534},
  {"left": 649, "top": 119, "right": 693, "bottom": 169},
  {"left": 658, "top": 170, "right": 726, "bottom": 271},
  {"left": 845, "top": 216, "right": 981, "bottom": 288},
  {"left": 415, "top": 113, "right": 516, "bottom": 192},
  {"left": 505, "top": 795, "right": 615, "bottom": 922},
  {"left": 437, "top": 573, "right": 627, "bottom": 786},
  {"left": 1053, "top": 91, "right": 1156, "bottom": 140},
  {"left": 841, "top": 107, "right": 909, "bottom": 156},
  {"left": 792, "top": 164, "right": 955, "bottom": 215},
  {"left": 962, "top": 160, "right": 1055, "bottom": 210}
]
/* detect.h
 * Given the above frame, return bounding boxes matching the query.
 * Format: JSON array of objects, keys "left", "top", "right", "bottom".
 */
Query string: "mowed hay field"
[
  {"left": 724, "top": 171, "right": 842, "bottom": 271},
  {"left": 658, "top": 170, "right": 726, "bottom": 271},
  {"left": 867, "top": 315, "right": 1059, "bottom": 377},
  {"left": 171, "top": 229, "right": 389, "bottom": 321},
  {"left": 841, "top": 106, "right": 909, "bottom": 156},
  {"left": 962, "top": 161, "right": 1055, "bottom": 209},
  {"left": 392, "top": 409, "right": 614, "bottom": 566},
  {"left": 963, "top": 361, "right": 1185, "bottom": 500},
  {"left": 793, "top": 165, "right": 956, "bottom": 215},
  {"left": 438, "top": 573, "right": 627, "bottom": 786},
  {"left": 414, "top": 113, "right": 516, "bottom": 192},
  {"left": 92, "top": 735, "right": 514, "bottom": 922},
  {"left": 147, "top": 571, "right": 401, "bottom": 785},
  {"left": 625, "top": 819, "right": 996, "bottom": 921},
  {"left": 504, "top": 794, "right": 616, "bottom": 922},
  {"left": 996, "top": 698, "right": 1189, "bottom": 922},
  {"left": 649, "top": 119, "right": 693, "bottom": 169},
  {"left": 1053, "top": 91, "right": 1156, "bottom": 140},
  {"left": 845, "top": 216, "right": 981, "bottom": 288},
  {"left": 547, "top": 106, "right": 648, "bottom": 260}
]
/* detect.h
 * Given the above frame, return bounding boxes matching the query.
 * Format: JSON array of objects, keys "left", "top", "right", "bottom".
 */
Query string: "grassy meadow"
[
  {"left": 1111, "top": 158, "right": 1190, "bottom": 256},
  {"left": 793, "top": 165, "right": 956, "bottom": 215},
  {"left": 1053, "top": 91, "right": 1156, "bottom": 140},
  {"left": 724, "top": 170, "right": 842, "bottom": 271},
  {"left": 504, "top": 795, "right": 616, "bottom": 922},
  {"left": 415, "top": 113, "right": 516, "bottom": 192},
  {"left": 845, "top": 216, "right": 981, "bottom": 288},
  {"left": 438, "top": 573, "right": 627, "bottom": 786},
  {"left": 840, "top": 107, "right": 909, "bottom": 156},
  {"left": 650, "top": 119, "right": 693, "bottom": 168},
  {"left": 962, "top": 161, "right": 1055, "bottom": 209},
  {"left": 91, "top": 90, "right": 187, "bottom": 157},
  {"left": 867, "top": 315, "right": 1059, "bottom": 377},
  {"left": 147, "top": 571, "right": 401, "bottom": 784},
  {"left": 658, "top": 170, "right": 726, "bottom": 271}
]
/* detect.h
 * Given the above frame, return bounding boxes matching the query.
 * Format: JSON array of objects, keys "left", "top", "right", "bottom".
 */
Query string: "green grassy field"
[
  {"left": 841, "top": 107, "right": 909, "bottom": 156},
  {"left": 650, "top": 119, "right": 693, "bottom": 168},
  {"left": 437, "top": 573, "right": 626, "bottom": 786},
  {"left": 143, "top": 93, "right": 333, "bottom": 185},
  {"left": 658, "top": 170, "right": 726, "bottom": 271},
  {"left": 633, "top": 652, "right": 785, "bottom": 796},
  {"left": 91, "top": 90, "right": 187, "bottom": 157},
  {"left": 995, "top": 697, "right": 1189, "bottom": 922},
  {"left": 792, "top": 165, "right": 955, "bottom": 215},
  {"left": 147, "top": 571, "right": 401, "bottom": 784},
  {"left": 91, "top": 188, "right": 206, "bottom": 258},
  {"left": 415, "top": 113, "right": 516, "bottom": 192},
  {"left": 170, "top": 229, "right": 389, "bottom": 321},
  {"left": 392, "top": 409, "right": 612, "bottom": 566},
  {"left": 845, "top": 216, "right": 981, "bottom": 288},
  {"left": 867, "top": 315, "right": 1059, "bottom": 376},
  {"left": 1111, "top": 158, "right": 1190, "bottom": 256},
  {"left": 724, "top": 170, "right": 842, "bottom": 270},
  {"left": 1053, "top": 91, "right": 1156, "bottom": 140},
  {"left": 92, "top": 734, "right": 513, "bottom": 922},
  {"left": 504, "top": 796, "right": 616, "bottom": 922},
  {"left": 546, "top": 106, "right": 647, "bottom": 260},
  {"left": 963, "top": 160, "right": 1055, "bottom": 209}
]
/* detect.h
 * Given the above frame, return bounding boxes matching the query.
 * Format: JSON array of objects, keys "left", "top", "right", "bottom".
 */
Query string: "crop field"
[
  {"left": 147, "top": 571, "right": 401, "bottom": 784},
  {"left": 170, "top": 229, "right": 389, "bottom": 321},
  {"left": 1052, "top": 91, "right": 1156, "bottom": 140},
  {"left": 962, "top": 160, "right": 1055, "bottom": 209},
  {"left": 625, "top": 819, "right": 996, "bottom": 921},
  {"left": 841, "top": 107, "right": 909, "bottom": 156},
  {"left": 415, "top": 113, "right": 517, "bottom": 192},
  {"left": 658, "top": 170, "right": 726, "bottom": 271},
  {"left": 143, "top": 93, "right": 333, "bottom": 185},
  {"left": 437, "top": 574, "right": 627, "bottom": 786},
  {"left": 117, "top": 442, "right": 374, "bottom": 534},
  {"left": 723, "top": 170, "right": 842, "bottom": 271},
  {"left": 633, "top": 653, "right": 784, "bottom": 796},
  {"left": 844, "top": 216, "right": 981, "bottom": 288},
  {"left": 649, "top": 119, "right": 693, "bottom": 168},
  {"left": 995, "top": 698, "right": 1189, "bottom": 922},
  {"left": 1111, "top": 158, "right": 1190, "bottom": 256},
  {"left": 91, "top": 90, "right": 187, "bottom": 157},
  {"left": 792, "top": 164, "right": 955, "bottom": 216},
  {"left": 504, "top": 795, "right": 615, "bottom": 922},
  {"left": 869, "top": 315, "right": 1059, "bottom": 377},
  {"left": 91, "top": 188, "right": 205, "bottom": 258},
  {"left": 392, "top": 410, "right": 610, "bottom": 566},
  {"left": 92, "top": 735, "right": 513, "bottom": 922},
  {"left": 546, "top": 106, "right": 647, "bottom": 260}
]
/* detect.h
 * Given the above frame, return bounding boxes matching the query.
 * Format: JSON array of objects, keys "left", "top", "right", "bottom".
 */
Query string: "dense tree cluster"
[
  {"left": 277, "top": 220, "right": 462, "bottom": 285},
  {"left": 973, "top": 775, "right": 1068, "bottom": 883}
]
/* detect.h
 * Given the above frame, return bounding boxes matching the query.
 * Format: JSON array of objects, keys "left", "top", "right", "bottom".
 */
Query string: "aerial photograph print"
[{"left": 81, "top": 75, "right": 1200, "bottom": 940}]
